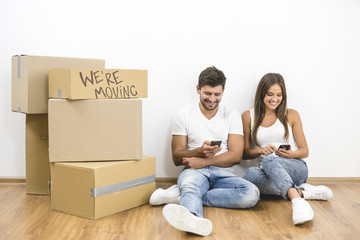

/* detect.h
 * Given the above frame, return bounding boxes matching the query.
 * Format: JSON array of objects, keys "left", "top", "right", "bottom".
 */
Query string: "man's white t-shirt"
[{"left": 172, "top": 103, "right": 243, "bottom": 156}]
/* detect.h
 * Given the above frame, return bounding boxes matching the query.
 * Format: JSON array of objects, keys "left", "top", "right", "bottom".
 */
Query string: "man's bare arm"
[
  {"left": 182, "top": 134, "right": 244, "bottom": 168},
  {"left": 171, "top": 135, "right": 222, "bottom": 166}
]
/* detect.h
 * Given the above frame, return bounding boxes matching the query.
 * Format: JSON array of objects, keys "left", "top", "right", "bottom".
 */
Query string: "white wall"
[{"left": 1, "top": 0, "right": 359, "bottom": 178}]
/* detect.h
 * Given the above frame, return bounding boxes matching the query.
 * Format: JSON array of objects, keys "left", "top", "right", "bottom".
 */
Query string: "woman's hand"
[
  {"left": 275, "top": 146, "right": 293, "bottom": 158},
  {"left": 260, "top": 144, "right": 277, "bottom": 156}
]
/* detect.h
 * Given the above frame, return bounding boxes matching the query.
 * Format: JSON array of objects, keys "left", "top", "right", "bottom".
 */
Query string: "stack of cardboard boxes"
[{"left": 11, "top": 55, "right": 156, "bottom": 219}]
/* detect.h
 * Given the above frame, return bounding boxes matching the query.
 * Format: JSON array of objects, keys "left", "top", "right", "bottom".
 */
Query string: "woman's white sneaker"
[
  {"left": 149, "top": 184, "right": 180, "bottom": 205},
  {"left": 292, "top": 197, "right": 314, "bottom": 225},
  {"left": 162, "top": 204, "right": 213, "bottom": 236},
  {"left": 300, "top": 183, "right": 333, "bottom": 200}
]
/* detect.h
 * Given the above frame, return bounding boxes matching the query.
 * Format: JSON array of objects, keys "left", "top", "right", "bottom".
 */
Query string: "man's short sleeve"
[
  {"left": 229, "top": 109, "right": 243, "bottom": 135},
  {"left": 171, "top": 109, "right": 188, "bottom": 136}
]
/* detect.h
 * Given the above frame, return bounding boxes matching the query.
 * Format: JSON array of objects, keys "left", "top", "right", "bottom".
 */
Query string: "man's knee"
[
  {"left": 234, "top": 183, "right": 259, "bottom": 209},
  {"left": 179, "top": 178, "right": 203, "bottom": 196},
  {"left": 245, "top": 184, "right": 260, "bottom": 208}
]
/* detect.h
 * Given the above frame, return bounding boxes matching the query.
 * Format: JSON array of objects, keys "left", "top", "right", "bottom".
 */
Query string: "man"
[{"left": 150, "top": 66, "right": 259, "bottom": 236}]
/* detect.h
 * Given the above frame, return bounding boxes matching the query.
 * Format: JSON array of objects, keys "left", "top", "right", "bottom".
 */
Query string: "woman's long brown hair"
[{"left": 252, "top": 73, "right": 289, "bottom": 147}]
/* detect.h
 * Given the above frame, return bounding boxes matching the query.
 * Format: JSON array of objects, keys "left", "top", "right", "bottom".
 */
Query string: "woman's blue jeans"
[
  {"left": 177, "top": 166, "right": 259, "bottom": 217},
  {"left": 243, "top": 155, "right": 308, "bottom": 200}
]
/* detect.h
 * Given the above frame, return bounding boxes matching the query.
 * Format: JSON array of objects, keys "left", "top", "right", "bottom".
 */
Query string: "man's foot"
[
  {"left": 149, "top": 184, "right": 180, "bottom": 205},
  {"left": 292, "top": 197, "right": 314, "bottom": 225},
  {"left": 300, "top": 183, "right": 333, "bottom": 200},
  {"left": 162, "top": 204, "right": 213, "bottom": 236}
]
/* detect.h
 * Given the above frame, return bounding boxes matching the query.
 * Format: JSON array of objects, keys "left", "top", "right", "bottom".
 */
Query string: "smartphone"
[
  {"left": 278, "top": 144, "right": 290, "bottom": 150},
  {"left": 210, "top": 140, "right": 222, "bottom": 146}
]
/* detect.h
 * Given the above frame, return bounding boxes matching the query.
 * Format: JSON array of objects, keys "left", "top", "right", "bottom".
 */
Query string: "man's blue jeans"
[
  {"left": 177, "top": 166, "right": 259, "bottom": 217},
  {"left": 243, "top": 155, "right": 308, "bottom": 200}
]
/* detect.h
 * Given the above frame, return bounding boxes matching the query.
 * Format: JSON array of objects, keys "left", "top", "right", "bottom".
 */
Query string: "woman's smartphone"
[
  {"left": 210, "top": 140, "right": 222, "bottom": 146},
  {"left": 278, "top": 144, "right": 290, "bottom": 150}
]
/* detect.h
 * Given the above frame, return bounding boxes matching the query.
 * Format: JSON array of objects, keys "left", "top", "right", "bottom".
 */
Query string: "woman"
[{"left": 242, "top": 73, "right": 333, "bottom": 225}]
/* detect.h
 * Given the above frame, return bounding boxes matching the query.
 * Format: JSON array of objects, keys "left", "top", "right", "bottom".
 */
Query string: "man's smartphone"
[
  {"left": 210, "top": 140, "right": 222, "bottom": 147},
  {"left": 278, "top": 144, "right": 290, "bottom": 150}
]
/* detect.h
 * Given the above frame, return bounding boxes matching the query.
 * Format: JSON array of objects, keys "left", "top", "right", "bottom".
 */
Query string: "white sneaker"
[
  {"left": 300, "top": 183, "right": 333, "bottom": 200},
  {"left": 292, "top": 197, "right": 314, "bottom": 225},
  {"left": 149, "top": 184, "right": 180, "bottom": 205},
  {"left": 162, "top": 204, "right": 213, "bottom": 236}
]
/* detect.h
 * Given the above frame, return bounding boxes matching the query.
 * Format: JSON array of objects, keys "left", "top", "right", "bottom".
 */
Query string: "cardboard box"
[
  {"left": 12, "top": 55, "right": 105, "bottom": 114},
  {"left": 50, "top": 155, "right": 156, "bottom": 219},
  {"left": 48, "top": 99, "right": 142, "bottom": 162},
  {"left": 26, "top": 114, "right": 50, "bottom": 195},
  {"left": 49, "top": 68, "right": 148, "bottom": 99}
]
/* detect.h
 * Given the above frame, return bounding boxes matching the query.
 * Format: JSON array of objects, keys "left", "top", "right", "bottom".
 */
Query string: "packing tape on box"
[
  {"left": 17, "top": 55, "right": 21, "bottom": 79},
  {"left": 90, "top": 174, "right": 156, "bottom": 198}
]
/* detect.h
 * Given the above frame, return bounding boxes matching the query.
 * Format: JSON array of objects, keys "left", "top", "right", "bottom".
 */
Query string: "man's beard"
[{"left": 200, "top": 99, "right": 219, "bottom": 111}]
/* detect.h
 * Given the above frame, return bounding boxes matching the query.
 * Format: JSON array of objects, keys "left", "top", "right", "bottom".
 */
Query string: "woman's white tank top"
[{"left": 249, "top": 109, "right": 298, "bottom": 151}]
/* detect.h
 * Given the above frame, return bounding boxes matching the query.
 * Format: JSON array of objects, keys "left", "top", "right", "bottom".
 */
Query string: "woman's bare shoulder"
[{"left": 287, "top": 108, "right": 301, "bottom": 125}]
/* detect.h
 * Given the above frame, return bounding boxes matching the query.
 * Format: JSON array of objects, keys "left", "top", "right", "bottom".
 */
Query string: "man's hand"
[
  {"left": 182, "top": 157, "right": 207, "bottom": 169},
  {"left": 200, "top": 140, "right": 222, "bottom": 157}
]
